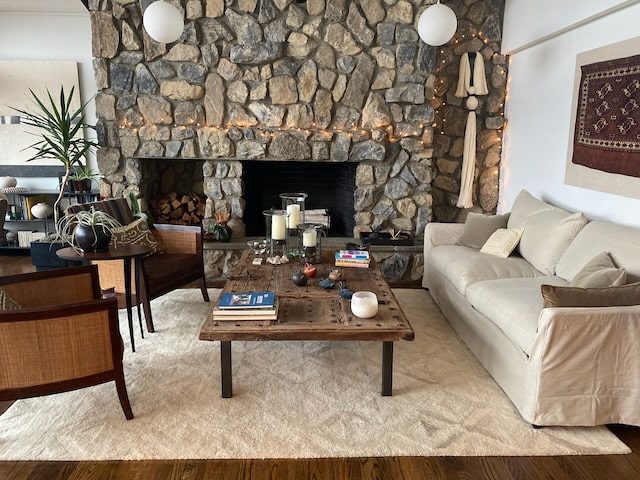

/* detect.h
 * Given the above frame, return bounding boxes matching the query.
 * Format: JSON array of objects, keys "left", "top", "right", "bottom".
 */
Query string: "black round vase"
[{"left": 75, "top": 224, "right": 112, "bottom": 252}]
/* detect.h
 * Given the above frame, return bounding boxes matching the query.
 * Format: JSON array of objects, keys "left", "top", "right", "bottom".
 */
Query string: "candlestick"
[
  {"left": 271, "top": 214, "right": 286, "bottom": 240},
  {"left": 302, "top": 228, "right": 317, "bottom": 247},
  {"left": 286, "top": 203, "right": 301, "bottom": 228}
]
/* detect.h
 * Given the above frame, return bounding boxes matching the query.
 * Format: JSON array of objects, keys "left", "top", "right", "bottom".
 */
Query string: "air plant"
[{"left": 54, "top": 207, "right": 122, "bottom": 253}]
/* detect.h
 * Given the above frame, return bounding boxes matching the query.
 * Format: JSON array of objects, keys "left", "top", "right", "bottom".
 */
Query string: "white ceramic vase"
[
  {"left": 0, "top": 176, "right": 17, "bottom": 189},
  {"left": 350, "top": 291, "right": 379, "bottom": 319},
  {"left": 31, "top": 202, "right": 53, "bottom": 219}
]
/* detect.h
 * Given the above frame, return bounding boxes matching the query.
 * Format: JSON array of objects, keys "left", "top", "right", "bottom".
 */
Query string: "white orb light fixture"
[
  {"left": 417, "top": 0, "right": 458, "bottom": 46},
  {"left": 143, "top": 1, "right": 184, "bottom": 44}
]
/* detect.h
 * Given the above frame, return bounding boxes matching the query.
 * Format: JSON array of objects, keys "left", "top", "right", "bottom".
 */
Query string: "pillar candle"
[
  {"left": 272, "top": 214, "right": 286, "bottom": 240},
  {"left": 302, "top": 229, "right": 317, "bottom": 247},
  {"left": 286, "top": 204, "right": 301, "bottom": 228}
]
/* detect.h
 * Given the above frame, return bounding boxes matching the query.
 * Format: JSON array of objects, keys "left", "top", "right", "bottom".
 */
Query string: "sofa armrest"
[
  {"left": 528, "top": 305, "right": 640, "bottom": 425},
  {"left": 422, "top": 223, "right": 465, "bottom": 288}
]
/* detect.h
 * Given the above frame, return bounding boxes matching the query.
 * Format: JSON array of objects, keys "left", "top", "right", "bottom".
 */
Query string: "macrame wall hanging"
[{"left": 455, "top": 52, "right": 488, "bottom": 208}]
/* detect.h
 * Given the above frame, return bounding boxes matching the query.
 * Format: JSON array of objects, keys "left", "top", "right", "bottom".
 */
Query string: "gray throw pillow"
[
  {"left": 459, "top": 213, "right": 510, "bottom": 250},
  {"left": 570, "top": 252, "right": 626, "bottom": 288},
  {"left": 541, "top": 282, "right": 640, "bottom": 308}
]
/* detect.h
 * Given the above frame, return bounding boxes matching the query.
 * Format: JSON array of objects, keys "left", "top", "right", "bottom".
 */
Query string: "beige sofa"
[{"left": 423, "top": 191, "right": 640, "bottom": 426}]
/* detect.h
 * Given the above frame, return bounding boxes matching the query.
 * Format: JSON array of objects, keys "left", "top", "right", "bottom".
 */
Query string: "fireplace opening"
[
  {"left": 242, "top": 160, "right": 357, "bottom": 237},
  {"left": 140, "top": 158, "right": 206, "bottom": 225}
]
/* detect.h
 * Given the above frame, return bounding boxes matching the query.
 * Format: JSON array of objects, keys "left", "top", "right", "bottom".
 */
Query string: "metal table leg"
[
  {"left": 382, "top": 341, "right": 393, "bottom": 396},
  {"left": 221, "top": 341, "right": 232, "bottom": 398}
]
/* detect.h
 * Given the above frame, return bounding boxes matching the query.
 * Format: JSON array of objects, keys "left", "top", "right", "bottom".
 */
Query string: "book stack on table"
[
  {"left": 213, "top": 291, "right": 278, "bottom": 321},
  {"left": 335, "top": 250, "right": 370, "bottom": 268}
]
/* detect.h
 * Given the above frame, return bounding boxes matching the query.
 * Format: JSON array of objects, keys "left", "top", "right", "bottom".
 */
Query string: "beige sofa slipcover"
[{"left": 423, "top": 191, "right": 640, "bottom": 426}]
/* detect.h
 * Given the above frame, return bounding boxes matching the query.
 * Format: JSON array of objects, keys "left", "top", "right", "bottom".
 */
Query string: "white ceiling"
[{"left": 0, "top": 0, "right": 88, "bottom": 15}]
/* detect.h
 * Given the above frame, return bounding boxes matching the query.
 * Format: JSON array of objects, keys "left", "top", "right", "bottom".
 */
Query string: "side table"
[{"left": 56, "top": 244, "right": 150, "bottom": 352}]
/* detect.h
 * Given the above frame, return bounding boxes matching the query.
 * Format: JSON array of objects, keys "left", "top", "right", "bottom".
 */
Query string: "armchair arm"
[
  {"left": 528, "top": 305, "right": 640, "bottom": 425},
  {"left": 152, "top": 224, "right": 202, "bottom": 255}
]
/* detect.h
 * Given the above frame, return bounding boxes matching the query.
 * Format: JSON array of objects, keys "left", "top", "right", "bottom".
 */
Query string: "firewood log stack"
[{"left": 149, "top": 192, "right": 205, "bottom": 225}]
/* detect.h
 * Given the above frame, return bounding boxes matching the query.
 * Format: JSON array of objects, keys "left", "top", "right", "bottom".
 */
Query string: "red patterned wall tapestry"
[{"left": 572, "top": 54, "right": 640, "bottom": 177}]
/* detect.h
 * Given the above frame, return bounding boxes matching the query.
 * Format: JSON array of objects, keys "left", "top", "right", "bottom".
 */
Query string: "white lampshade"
[
  {"left": 143, "top": 1, "right": 184, "bottom": 44},
  {"left": 417, "top": 1, "right": 458, "bottom": 46}
]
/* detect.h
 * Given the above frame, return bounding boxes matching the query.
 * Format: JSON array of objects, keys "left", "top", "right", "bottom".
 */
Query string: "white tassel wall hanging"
[{"left": 455, "top": 52, "right": 471, "bottom": 98}]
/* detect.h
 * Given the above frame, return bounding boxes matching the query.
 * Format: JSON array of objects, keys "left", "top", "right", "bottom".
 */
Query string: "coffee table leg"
[
  {"left": 221, "top": 341, "right": 232, "bottom": 398},
  {"left": 123, "top": 257, "right": 135, "bottom": 353},
  {"left": 382, "top": 341, "right": 393, "bottom": 396}
]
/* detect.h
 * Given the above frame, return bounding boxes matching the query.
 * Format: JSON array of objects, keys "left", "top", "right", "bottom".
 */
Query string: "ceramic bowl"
[{"left": 350, "top": 291, "right": 379, "bottom": 319}]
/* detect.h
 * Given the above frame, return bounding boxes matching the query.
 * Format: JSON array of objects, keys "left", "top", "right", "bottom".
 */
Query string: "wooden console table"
[{"left": 199, "top": 250, "right": 415, "bottom": 397}]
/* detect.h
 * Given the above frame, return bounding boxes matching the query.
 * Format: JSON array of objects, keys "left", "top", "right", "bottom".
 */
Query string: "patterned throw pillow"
[
  {"left": 0, "top": 288, "right": 21, "bottom": 311},
  {"left": 111, "top": 219, "right": 161, "bottom": 255}
]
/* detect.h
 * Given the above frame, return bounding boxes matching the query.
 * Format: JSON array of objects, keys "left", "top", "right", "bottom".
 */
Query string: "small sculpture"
[
  {"left": 303, "top": 263, "right": 317, "bottom": 278},
  {"left": 266, "top": 255, "right": 290, "bottom": 265},
  {"left": 328, "top": 269, "right": 342, "bottom": 282},
  {"left": 319, "top": 278, "right": 336, "bottom": 290},
  {"left": 291, "top": 271, "right": 308, "bottom": 287}
]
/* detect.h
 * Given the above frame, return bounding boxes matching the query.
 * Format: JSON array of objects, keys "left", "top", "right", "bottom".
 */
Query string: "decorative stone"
[
  {"left": 137, "top": 95, "right": 173, "bottom": 125},
  {"left": 268, "top": 133, "right": 311, "bottom": 159},
  {"left": 410, "top": 161, "right": 432, "bottom": 184},
  {"left": 350, "top": 141, "right": 385, "bottom": 162},
  {"left": 354, "top": 185, "right": 375, "bottom": 210},
  {"left": 484, "top": 145, "right": 501, "bottom": 167},
  {"left": 307, "top": 0, "right": 325, "bottom": 16},
  {"left": 346, "top": 3, "right": 374, "bottom": 46},
  {"left": 142, "top": 30, "right": 166, "bottom": 62},
  {"left": 206, "top": 0, "right": 224, "bottom": 17},
  {"left": 433, "top": 175, "right": 457, "bottom": 193},
  {"left": 230, "top": 42, "right": 281, "bottom": 64},
  {"left": 314, "top": 44, "right": 336, "bottom": 69},
  {"left": 356, "top": 164, "right": 375, "bottom": 186},
  {"left": 330, "top": 133, "right": 350, "bottom": 161},
  {"left": 390, "top": 150, "right": 409, "bottom": 177},
  {"left": 342, "top": 53, "right": 375, "bottom": 109},
  {"left": 97, "top": 148, "right": 120, "bottom": 175},
  {"left": 204, "top": 178, "right": 223, "bottom": 200},
  {"left": 198, "top": 128, "right": 233, "bottom": 157},
  {"left": 119, "top": 129, "right": 139, "bottom": 157},
  {"left": 123, "top": 108, "right": 144, "bottom": 127},
  {"left": 172, "top": 127, "right": 196, "bottom": 140},
  {"left": 239, "top": 0, "right": 258, "bottom": 12},
  {"left": 199, "top": 19, "right": 233, "bottom": 43},
  {"left": 311, "top": 142, "right": 329, "bottom": 160},
  {"left": 121, "top": 21, "right": 141, "bottom": 50},
  {"left": 302, "top": 17, "right": 322, "bottom": 39},
  {"left": 384, "top": 177, "right": 410, "bottom": 199},
  {"left": 226, "top": 9, "right": 263, "bottom": 45},
  {"left": 318, "top": 69, "right": 336, "bottom": 89},
  {"left": 396, "top": 26, "right": 418, "bottom": 43},
  {"left": 436, "top": 158, "right": 459, "bottom": 175},
  {"left": 376, "top": 23, "right": 395, "bottom": 45},
  {"left": 182, "top": 139, "right": 197, "bottom": 157},
  {"left": 486, "top": 116, "right": 504, "bottom": 129},
  {"left": 138, "top": 141, "right": 164, "bottom": 157},
  {"left": 332, "top": 74, "right": 347, "bottom": 102},
  {"left": 204, "top": 72, "right": 225, "bottom": 126},
  {"left": 91, "top": 12, "right": 119, "bottom": 58},
  {"left": 227, "top": 81, "right": 249, "bottom": 103},
  {"left": 163, "top": 44, "right": 200, "bottom": 62},
  {"left": 186, "top": 0, "right": 203, "bottom": 19},
  {"left": 258, "top": 0, "right": 279, "bottom": 23},
  {"left": 384, "top": 84, "right": 425, "bottom": 104},
  {"left": 249, "top": 81, "right": 268, "bottom": 101},
  {"left": 227, "top": 104, "right": 258, "bottom": 126},
  {"left": 236, "top": 140, "right": 266, "bottom": 158},
  {"left": 396, "top": 197, "right": 416, "bottom": 218},
  {"left": 379, "top": 253, "right": 410, "bottom": 281},
  {"left": 93, "top": 59, "right": 109, "bottom": 90},
  {"left": 478, "top": 130, "right": 501, "bottom": 150},
  {"left": 287, "top": 32, "right": 314, "bottom": 58},
  {"left": 148, "top": 61, "right": 175, "bottom": 80},
  {"left": 333, "top": 105, "right": 360, "bottom": 129},
  {"left": 325, "top": 24, "right": 361, "bottom": 56},
  {"left": 248, "top": 102, "right": 285, "bottom": 127},
  {"left": 286, "top": 4, "right": 305, "bottom": 29},
  {"left": 221, "top": 178, "right": 242, "bottom": 196},
  {"left": 324, "top": 0, "right": 346, "bottom": 22},
  {"left": 362, "top": 92, "right": 391, "bottom": 129},
  {"left": 286, "top": 104, "right": 314, "bottom": 128},
  {"left": 361, "top": 0, "right": 385, "bottom": 25},
  {"left": 313, "top": 89, "right": 333, "bottom": 129},
  {"left": 110, "top": 64, "right": 133, "bottom": 93},
  {"left": 371, "top": 69, "right": 395, "bottom": 90},
  {"left": 178, "top": 63, "right": 207, "bottom": 83},
  {"left": 174, "top": 102, "right": 198, "bottom": 125},
  {"left": 139, "top": 125, "right": 170, "bottom": 141},
  {"left": 160, "top": 80, "right": 204, "bottom": 101},
  {"left": 371, "top": 47, "right": 395, "bottom": 69},
  {"left": 396, "top": 44, "right": 417, "bottom": 70},
  {"left": 387, "top": 0, "right": 413, "bottom": 24},
  {"left": 165, "top": 141, "right": 182, "bottom": 158},
  {"left": 133, "top": 63, "right": 157, "bottom": 94},
  {"left": 269, "top": 76, "right": 298, "bottom": 104},
  {"left": 264, "top": 18, "right": 290, "bottom": 42},
  {"left": 95, "top": 93, "right": 116, "bottom": 121}
]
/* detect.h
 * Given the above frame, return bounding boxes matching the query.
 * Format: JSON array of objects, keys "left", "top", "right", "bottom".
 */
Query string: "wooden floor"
[{"left": 1, "top": 255, "right": 639, "bottom": 479}]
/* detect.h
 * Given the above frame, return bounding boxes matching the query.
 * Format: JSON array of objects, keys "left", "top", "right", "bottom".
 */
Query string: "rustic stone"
[
  {"left": 269, "top": 76, "right": 298, "bottom": 104},
  {"left": 138, "top": 141, "right": 164, "bottom": 157},
  {"left": 384, "top": 84, "right": 425, "bottom": 104},
  {"left": 371, "top": 69, "right": 395, "bottom": 90},
  {"left": 160, "top": 80, "right": 204, "bottom": 101},
  {"left": 173, "top": 102, "right": 197, "bottom": 125},
  {"left": 396, "top": 44, "right": 417, "bottom": 70},
  {"left": 350, "top": 141, "right": 385, "bottom": 162},
  {"left": 204, "top": 72, "right": 225, "bottom": 126},
  {"left": 95, "top": 93, "right": 116, "bottom": 121},
  {"left": 93, "top": 59, "right": 109, "bottom": 90},
  {"left": 356, "top": 164, "right": 375, "bottom": 186},
  {"left": 110, "top": 64, "right": 133, "bottom": 93},
  {"left": 324, "top": 24, "right": 361, "bottom": 56},
  {"left": 379, "top": 254, "right": 410, "bottom": 281},
  {"left": 97, "top": 148, "right": 120, "bottom": 175},
  {"left": 386, "top": 0, "right": 412, "bottom": 23},
  {"left": 216, "top": 59, "right": 242, "bottom": 81},
  {"left": 478, "top": 130, "right": 501, "bottom": 150},
  {"left": 137, "top": 95, "right": 172, "bottom": 124},
  {"left": 264, "top": 17, "right": 290, "bottom": 42},
  {"left": 433, "top": 175, "right": 457, "bottom": 193},
  {"left": 139, "top": 125, "right": 171, "bottom": 142},
  {"left": 307, "top": 0, "right": 325, "bottom": 16},
  {"left": 206, "top": 0, "right": 224, "bottom": 17},
  {"left": 248, "top": 102, "right": 286, "bottom": 127},
  {"left": 346, "top": 3, "right": 374, "bottom": 46},
  {"left": 199, "top": 18, "right": 233, "bottom": 43},
  {"left": 293, "top": 60, "right": 317, "bottom": 103},
  {"left": 311, "top": 89, "right": 331, "bottom": 129},
  {"left": 221, "top": 178, "right": 242, "bottom": 196},
  {"left": 182, "top": 139, "right": 197, "bottom": 157},
  {"left": 336, "top": 55, "right": 356, "bottom": 74},
  {"left": 227, "top": 81, "right": 249, "bottom": 103},
  {"left": 484, "top": 145, "right": 501, "bottom": 167},
  {"left": 354, "top": 185, "right": 375, "bottom": 210},
  {"left": 436, "top": 158, "right": 459, "bottom": 175},
  {"left": 239, "top": 0, "right": 258, "bottom": 13},
  {"left": 147, "top": 61, "right": 174, "bottom": 80},
  {"left": 163, "top": 44, "right": 200, "bottom": 62},
  {"left": 121, "top": 21, "right": 141, "bottom": 50},
  {"left": 186, "top": 0, "right": 203, "bottom": 19},
  {"left": 324, "top": 0, "right": 346, "bottom": 21},
  {"left": 236, "top": 139, "right": 266, "bottom": 158},
  {"left": 342, "top": 53, "right": 375, "bottom": 109},
  {"left": 258, "top": 0, "right": 279, "bottom": 23},
  {"left": 230, "top": 42, "right": 281, "bottom": 64},
  {"left": 311, "top": 142, "right": 329, "bottom": 160},
  {"left": 371, "top": 47, "right": 395, "bottom": 69},
  {"left": 132, "top": 63, "right": 157, "bottom": 94},
  {"left": 227, "top": 9, "right": 263, "bottom": 45},
  {"left": 286, "top": 104, "right": 314, "bottom": 128},
  {"left": 268, "top": 132, "right": 311, "bottom": 159},
  {"left": 142, "top": 30, "right": 166, "bottom": 62},
  {"left": 227, "top": 104, "right": 258, "bottom": 126},
  {"left": 331, "top": 74, "right": 347, "bottom": 102},
  {"left": 198, "top": 128, "right": 233, "bottom": 157},
  {"left": 362, "top": 92, "right": 391, "bottom": 129},
  {"left": 361, "top": 0, "right": 385, "bottom": 25},
  {"left": 486, "top": 116, "right": 504, "bottom": 130},
  {"left": 119, "top": 129, "right": 139, "bottom": 157},
  {"left": 410, "top": 161, "right": 432, "bottom": 184},
  {"left": 178, "top": 63, "right": 207, "bottom": 83},
  {"left": 286, "top": 4, "right": 305, "bottom": 29},
  {"left": 384, "top": 177, "right": 410, "bottom": 199},
  {"left": 396, "top": 197, "right": 416, "bottom": 218},
  {"left": 91, "top": 12, "right": 119, "bottom": 58},
  {"left": 331, "top": 133, "right": 351, "bottom": 161}
]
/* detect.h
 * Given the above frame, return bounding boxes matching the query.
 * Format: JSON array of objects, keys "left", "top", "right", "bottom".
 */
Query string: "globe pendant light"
[
  {"left": 417, "top": 0, "right": 458, "bottom": 46},
  {"left": 143, "top": 1, "right": 184, "bottom": 44}
]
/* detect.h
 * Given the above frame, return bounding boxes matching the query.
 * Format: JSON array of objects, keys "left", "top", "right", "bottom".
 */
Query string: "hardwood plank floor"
[{"left": 1, "top": 255, "right": 639, "bottom": 479}]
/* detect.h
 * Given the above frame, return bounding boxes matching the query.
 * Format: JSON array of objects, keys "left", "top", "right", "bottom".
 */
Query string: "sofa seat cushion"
[
  {"left": 428, "top": 245, "right": 544, "bottom": 295},
  {"left": 466, "top": 276, "right": 569, "bottom": 355},
  {"left": 143, "top": 254, "right": 202, "bottom": 295}
]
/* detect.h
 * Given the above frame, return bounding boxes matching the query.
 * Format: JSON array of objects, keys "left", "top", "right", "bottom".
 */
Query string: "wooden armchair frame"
[{"left": 0, "top": 266, "right": 133, "bottom": 420}]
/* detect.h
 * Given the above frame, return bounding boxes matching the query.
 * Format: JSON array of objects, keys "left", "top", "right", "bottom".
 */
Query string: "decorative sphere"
[
  {"left": 31, "top": 202, "right": 53, "bottom": 219},
  {"left": 0, "top": 176, "right": 17, "bottom": 189},
  {"left": 468, "top": 86, "right": 476, "bottom": 95},
  {"left": 417, "top": 3, "right": 458, "bottom": 46},
  {"left": 143, "top": 1, "right": 184, "bottom": 44},
  {"left": 466, "top": 96, "right": 479, "bottom": 110}
]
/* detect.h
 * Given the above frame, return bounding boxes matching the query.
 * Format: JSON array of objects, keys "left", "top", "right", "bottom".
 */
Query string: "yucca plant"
[{"left": 12, "top": 86, "right": 97, "bottom": 223}]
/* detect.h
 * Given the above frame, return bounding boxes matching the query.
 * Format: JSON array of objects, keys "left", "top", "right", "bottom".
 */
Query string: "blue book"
[{"left": 218, "top": 291, "right": 277, "bottom": 309}]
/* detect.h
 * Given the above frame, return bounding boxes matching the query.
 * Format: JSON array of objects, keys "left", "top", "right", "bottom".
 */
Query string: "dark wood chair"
[
  {"left": 0, "top": 265, "right": 133, "bottom": 420},
  {"left": 66, "top": 198, "right": 209, "bottom": 333}
]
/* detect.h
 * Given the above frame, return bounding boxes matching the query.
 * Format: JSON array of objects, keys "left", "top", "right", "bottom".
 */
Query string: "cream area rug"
[{"left": 0, "top": 289, "right": 630, "bottom": 460}]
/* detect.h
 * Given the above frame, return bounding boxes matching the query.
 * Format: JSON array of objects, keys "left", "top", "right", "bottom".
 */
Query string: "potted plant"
[
  {"left": 12, "top": 86, "right": 96, "bottom": 224},
  {"left": 69, "top": 164, "right": 97, "bottom": 193},
  {"left": 55, "top": 207, "right": 122, "bottom": 253}
]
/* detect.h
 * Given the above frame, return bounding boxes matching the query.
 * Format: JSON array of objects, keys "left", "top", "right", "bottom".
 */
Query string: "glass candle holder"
[
  {"left": 263, "top": 209, "right": 289, "bottom": 257},
  {"left": 297, "top": 222, "right": 324, "bottom": 264},
  {"left": 279, "top": 193, "right": 307, "bottom": 256}
]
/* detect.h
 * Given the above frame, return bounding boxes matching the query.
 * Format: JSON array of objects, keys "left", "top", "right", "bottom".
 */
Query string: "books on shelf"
[
  {"left": 214, "top": 292, "right": 278, "bottom": 322},
  {"left": 335, "top": 250, "right": 370, "bottom": 268}
]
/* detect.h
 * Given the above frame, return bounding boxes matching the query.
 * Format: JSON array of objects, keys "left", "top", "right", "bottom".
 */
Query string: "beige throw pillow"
[
  {"left": 460, "top": 213, "right": 510, "bottom": 250},
  {"left": 480, "top": 228, "right": 524, "bottom": 258},
  {"left": 0, "top": 288, "right": 21, "bottom": 311},
  {"left": 111, "top": 219, "right": 162, "bottom": 254},
  {"left": 570, "top": 252, "right": 626, "bottom": 288},
  {"left": 541, "top": 282, "right": 640, "bottom": 308}
]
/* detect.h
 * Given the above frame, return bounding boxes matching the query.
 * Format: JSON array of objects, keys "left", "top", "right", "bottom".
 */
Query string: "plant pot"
[
  {"left": 75, "top": 224, "right": 112, "bottom": 252},
  {"left": 72, "top": 179, "right": 92, "bottom": 192},
  {"left": 210, "top": 222, "right": 232, "bottom": 243}
]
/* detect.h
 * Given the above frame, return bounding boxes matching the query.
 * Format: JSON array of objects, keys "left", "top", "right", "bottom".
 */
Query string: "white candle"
[
  {"left": 271, "top": 214, "right": 286, "bottom": 240},
  {"left": 286, "top": 204, "right": 301, "bottom": 228},
  {"left": 302, "top": 229, "right": 317, "bottom": 247}
]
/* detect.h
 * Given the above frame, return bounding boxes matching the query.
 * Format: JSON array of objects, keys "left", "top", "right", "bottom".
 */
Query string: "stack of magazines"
[
  {"left": 213, "top": 291, "right": 278, "bottom": 321},
  {"left": 335, "top": 250, "right": 370, "bottom": 268}
]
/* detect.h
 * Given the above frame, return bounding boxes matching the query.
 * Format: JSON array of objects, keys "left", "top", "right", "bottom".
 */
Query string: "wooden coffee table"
[{"left": 199, "top": 250, "right": 414, "bottom": 397}]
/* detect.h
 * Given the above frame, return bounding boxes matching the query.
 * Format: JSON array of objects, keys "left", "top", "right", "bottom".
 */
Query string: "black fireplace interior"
[{"left": 243, "top": 161, "right": 357, "bottom": 237}]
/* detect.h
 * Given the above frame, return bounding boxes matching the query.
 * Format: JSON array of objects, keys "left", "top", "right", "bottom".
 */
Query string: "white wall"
[
  {"left": 0, "top": 4, "right": 97, "bottom": 190},
  {"left": 500, "top": 1, "right": 640, "bottom": 227}
]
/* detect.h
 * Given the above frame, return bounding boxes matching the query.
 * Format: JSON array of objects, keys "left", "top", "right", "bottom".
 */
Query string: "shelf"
[
  {"left": 5, "top": 219, "right": 52, "bottom": 223},
  {"left": 1, "top": 190, "right": 99, "bottom": 196},
  {"left": 0, "top": 245, "right": 31, "bottom": 255}
]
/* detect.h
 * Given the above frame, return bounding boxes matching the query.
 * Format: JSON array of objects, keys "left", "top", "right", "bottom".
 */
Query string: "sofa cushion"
[
  {"left": 507, "top": 190, "right": 557, "bottom": 229},
  {"left": 518, "top": 210, "right": 587, "bottom": 275},
  {"left": 480, "top": 227, "right": 524, "bottom": 258},
  {"left": 556, "top": 221, "right": 640, "bottom": 283},
  {"left": 541, "top": 282, "right": 640, "bottom": 308},
  {"left": 460, "top": 213, "right": 510, "bottom": 249},
  {"left": 427, "top": 245, "right": 543, "bottom": 295},
  {"left": 570, "top": 252, "right": 626, "bottom": 288},
  {"left": 466, "top": 276, "right": 569, "bottom": 355}
]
